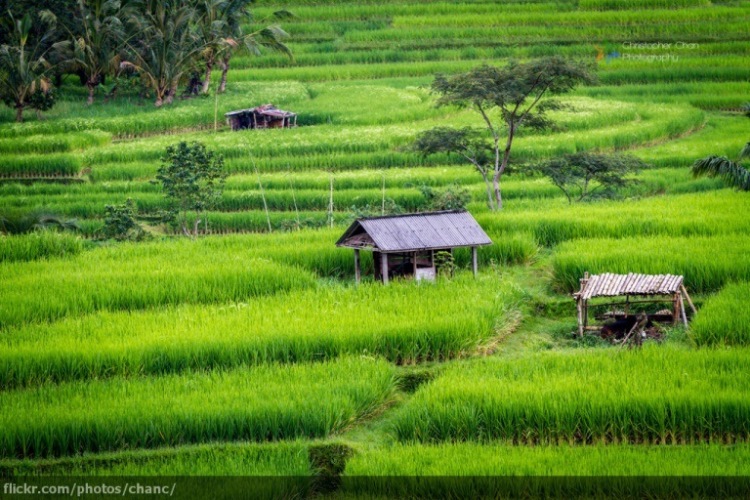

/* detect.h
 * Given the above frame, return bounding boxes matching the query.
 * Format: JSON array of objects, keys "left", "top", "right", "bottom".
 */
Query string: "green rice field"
[{"left": 1, "top": 0, "right": 749, "bottom": 496}]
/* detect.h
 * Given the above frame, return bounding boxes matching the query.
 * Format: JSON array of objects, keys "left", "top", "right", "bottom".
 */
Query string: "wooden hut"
[
  {"left": 573, "top": 272, "right": 697, "bottom": 336},
  {"left": 225, "top": 104, "right": 297, "bottom": 130},
  {"left": 336, "top": 210, "right": 492, "bottom": 284}
]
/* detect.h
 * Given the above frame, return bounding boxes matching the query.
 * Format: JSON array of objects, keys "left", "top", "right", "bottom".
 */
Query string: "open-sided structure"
[
  {"left": 336, "top": 210, "right": 492, "bottom": 284},
  {"left": 225, "top": 104, "right": 297, "bottom": 130},
  {"left": 573, "top": 272, "right": 696, "bottom": 336}
]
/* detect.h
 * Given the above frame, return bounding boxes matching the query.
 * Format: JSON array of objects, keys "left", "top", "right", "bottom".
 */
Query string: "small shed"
[
  {"left": 336, "top": 210, "right": 492, "bottom": 284},
  {"left": 225, "top": 104, "right": 297, "bottom": 130},
  {"left": 573, "top": 272, "right": 696, "bottom": 336}
]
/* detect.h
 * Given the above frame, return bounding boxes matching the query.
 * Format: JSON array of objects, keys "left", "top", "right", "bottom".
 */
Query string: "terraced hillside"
[{"left": 1, "top": 0, "right": 749, "bottom": 496}]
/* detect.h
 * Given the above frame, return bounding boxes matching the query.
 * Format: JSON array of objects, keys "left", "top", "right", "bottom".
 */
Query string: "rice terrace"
[{"left": 0, "top": 0, "right": 749, "bottom": 498}]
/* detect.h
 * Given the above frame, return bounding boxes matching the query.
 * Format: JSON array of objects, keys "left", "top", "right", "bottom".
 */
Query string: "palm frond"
[{"left": 692, "top": 155, "right": 750, "bottom": 191}]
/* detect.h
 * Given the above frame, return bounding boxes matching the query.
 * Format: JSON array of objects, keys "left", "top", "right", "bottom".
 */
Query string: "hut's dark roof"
[
  {"left": 224, "top": 104, "right": 296, "bottom": 118},
  {"left": 336, "top": 210, "right": 492, "bottom": 252},
  {"left": 575, "top": 273, "right": 684, "bottom": 300}
]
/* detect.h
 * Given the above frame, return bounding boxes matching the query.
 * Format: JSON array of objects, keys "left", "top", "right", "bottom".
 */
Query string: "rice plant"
[
  {"left": 0, "top": 274, "right": 516, "bottom": 387},
  {"left": 0, "top": 232, "right": 84, "bottom": 262},
  {"left": 392, "top": 347, "right": 750, "bottom": 444},
  {"left": 691, "top": 283, "right": 750, "bottom": 346},
  {"left": 0, "top": 357, "right": 395, "bottom": 458},
  {"left": 551, "top": 234, "right": 750, "bottom": 293}
]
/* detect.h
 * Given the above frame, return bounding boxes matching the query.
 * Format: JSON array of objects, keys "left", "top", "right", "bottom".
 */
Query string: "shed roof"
[
  {"left": 575, "top": 273, "right": 684, "bottom": 300},
  {"left": 224, "top": 104, "right": 296, "bottom": 118},
  {"left": 336, "top": 210, "right": 492, "bottom": 253}
]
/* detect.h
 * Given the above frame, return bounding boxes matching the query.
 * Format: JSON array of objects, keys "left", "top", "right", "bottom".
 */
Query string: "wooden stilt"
[
  {"left": 672, "top": 293, "right": 680, "bottom": 326},
  {"left": 413, "top": 252, "right": 418, "bottom": 278},
  {"left": 354, "top": 249, "right": 361, "bottom": 284},
  {"left": 679, "top": 294, "right": 689, "bottom": 327},
  {"left": 680, "top": 285, "right": 697, "bottom": 316},
  {"left": 583, "top": 300, "right": 589, "bottom": 329},
  {"left": 471, "top": 246, "right": 478, "bottom": 277},
  {"left": 381, "top": 252, "right": 389, "bottom": 285},
  {"left": 576, "top": 298, "right": 584, "bottom": 337}
]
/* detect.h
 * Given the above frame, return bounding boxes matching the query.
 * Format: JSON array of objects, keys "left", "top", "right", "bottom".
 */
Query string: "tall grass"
[
  {"left": 392, "top": 347, "right": 750, "bottom": 444},
  {"left": 0, "top": 357, "right": 395, "bottom": 458},
  {"left": 1, "top": 442, "right": 311, "bottom": 477},
  {"left": 345, "top": 443, "right": 750, "bottom": 476},
  {"left": 479, "top": 191, "right": 750, "bottom": 247},
  {"left": 551, "top": 234, "right": 750, "bottom": 293},
  {"left": 0, "top": 232, "right": 83, "bottom": 262},
  {"left": 0, "top": 275, "right": 515, "bottom": 388},
  {"left": 0, "top": 245, "right": 316, "bottom": 327},
  {"left": 691, "top": 283, "right": 750, "bottom": 346}
]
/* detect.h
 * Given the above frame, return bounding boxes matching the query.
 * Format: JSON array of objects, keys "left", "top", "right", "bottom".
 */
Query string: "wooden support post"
[
  {"left": 672, "top": 293, "right": 680, "bottom": 326},
  {"left": 354, "top": 249, "right": 361, "bottom": 285},
  {"left": 583, "top": 300, "right": 588, "bottom": 328},
  {"left": 681, "top": 285, "right": 697, "bottom": 316},
  {"left": 679, "top": 294, "right": 688, "bottom": 327},
  {"left": 381, "top": 252, "right": 389, "bottom": 285},
  {"left": 471, "top": 246, "right": 478, "bottom": 277},
  {"left": 576, "top": 298, "right": 584, "bottom": 337},
  {"left": 413, "top": 252, "right": 418, "bottom": 278}
]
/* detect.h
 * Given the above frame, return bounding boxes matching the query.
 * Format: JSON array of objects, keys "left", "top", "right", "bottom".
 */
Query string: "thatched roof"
[{"left": 575, "top": 273, "right": 684, "bottom": 300}]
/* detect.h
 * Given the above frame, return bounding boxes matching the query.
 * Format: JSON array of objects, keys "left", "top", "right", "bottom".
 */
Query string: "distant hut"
[
  {"left": 225, "top": 104, "right": 297, "bottom": 130},
  {"left": 573, "top": 272, "right": 697, "bottom": 337},
  {"left": 336, "top": 210, "right": 492, "bottom": 284}
]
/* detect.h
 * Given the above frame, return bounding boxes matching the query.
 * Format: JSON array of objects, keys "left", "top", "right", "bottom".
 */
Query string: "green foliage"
[
  {"left": 0, "top": 10, "right": 58, "bottom": 122},
  {"left": 691, "top": 283, "right": 750, "bottom": 346},
  {"left": 692, "top": 146, "right": 750, "bottom": 191},
  {"left": 421, "top": 58, "right": 595, "bottom": 209},
  {"left": 101, "top": 198, "right": 145, "bottom": 241},
  {"left": 533, "top": 152, "right": 647, "bottom": 203},
  {"left": 418, "top": 183, "right": 471, "bottom": 211},
  {"left": 156, "top": 141, "right": 227, "bottom": 236},
  {"left": 392, "top": 347, "right": 750, "bottom": 444}
]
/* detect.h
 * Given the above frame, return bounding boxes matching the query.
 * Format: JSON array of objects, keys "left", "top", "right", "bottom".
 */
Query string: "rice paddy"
[{"left": 1, "top": 0, "right": 748, "bottom": 493}]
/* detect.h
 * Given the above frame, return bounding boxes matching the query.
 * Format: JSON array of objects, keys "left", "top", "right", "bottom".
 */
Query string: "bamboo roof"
[
  {"left": 575, "top": 273, "right": 684, "bottom": 300},
  {"left": 336, "top": 210, "right": 492, "bottom": 253}
]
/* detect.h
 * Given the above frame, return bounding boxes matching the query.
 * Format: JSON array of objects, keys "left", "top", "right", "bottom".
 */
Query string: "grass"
[
  {"left": 0, "top": 275, "right": 515, "bottom": 388},
  {"left": 345, "top": 442, "right": 750, "bottom": 476},
  {"left": 0, "top": 356, "right": 395, "bottom": 459},
  {"left": 391, "top": 347, "right": 750, "bottom": 444},
  {"left": 691, "top": 283, "right": 750, "bottom": 347},
  {"left": 551, "top": 234, "right": 750, "bottom": 293},
  {"left": 0, "top": 244, "right": 316, "bottom": 327},
  {"left": 0, "top": 232, "right": 84, "bottom": 262}
]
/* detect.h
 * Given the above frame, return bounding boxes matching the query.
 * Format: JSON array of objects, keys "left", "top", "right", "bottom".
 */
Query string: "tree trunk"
[
  {"left": 15, "top": 105, "right": 24, "bottom": 123},
  {"left": 154, "top": 95, "right": 164, "bottom": 107},
  {"left": 493, "top": 176, "right": 503, "bottom": 211},
  {"left": 218, "top": 57, "right": 229, "bottom": 94},
  {"left": 481, "top": 173, "right": 495, "bottom": 210},
  {"left": 492, "top": 123, "right": 516, "bottom": 211},
  {"left": 86, "top": 83, "right": 96, "bottom": 106},
  {"left": 202, "top": 61, "right": 213, "bottom": 94}
]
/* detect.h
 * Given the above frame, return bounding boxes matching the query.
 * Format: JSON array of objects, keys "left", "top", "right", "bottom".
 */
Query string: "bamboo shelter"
[
  {"left": 336, "top": 210, "right": 492, "bottom": 284},
  {"left": 573, "top": 272, "right": 696, "bottom": 336},
  {"left": 225, "top": 104, "right": 297, "bottom": 130}
]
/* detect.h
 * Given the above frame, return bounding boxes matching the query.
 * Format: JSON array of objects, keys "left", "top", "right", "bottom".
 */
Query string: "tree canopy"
[{"left": 415, "top": 57, "right": 595, "bottom": 210}]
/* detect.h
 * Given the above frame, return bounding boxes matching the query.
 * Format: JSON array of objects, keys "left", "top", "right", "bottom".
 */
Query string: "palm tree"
[
  {"left": 692, "top": 142, "right": 750, "bottom": 191},
  {"left": 0, "top": 11, "right": 60, "bottom": 122},
  {"left": 58, "top": 0, "right": 125, "bottom": 105},
  {"left": 194, "top": 0, "right": 227, "bottom": 94},
  {"left": 121, "top": 0, "right": 201, "bottom": 106},
  {"left": 215, "top": 1, "right": 292, "bottom": 94}
]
